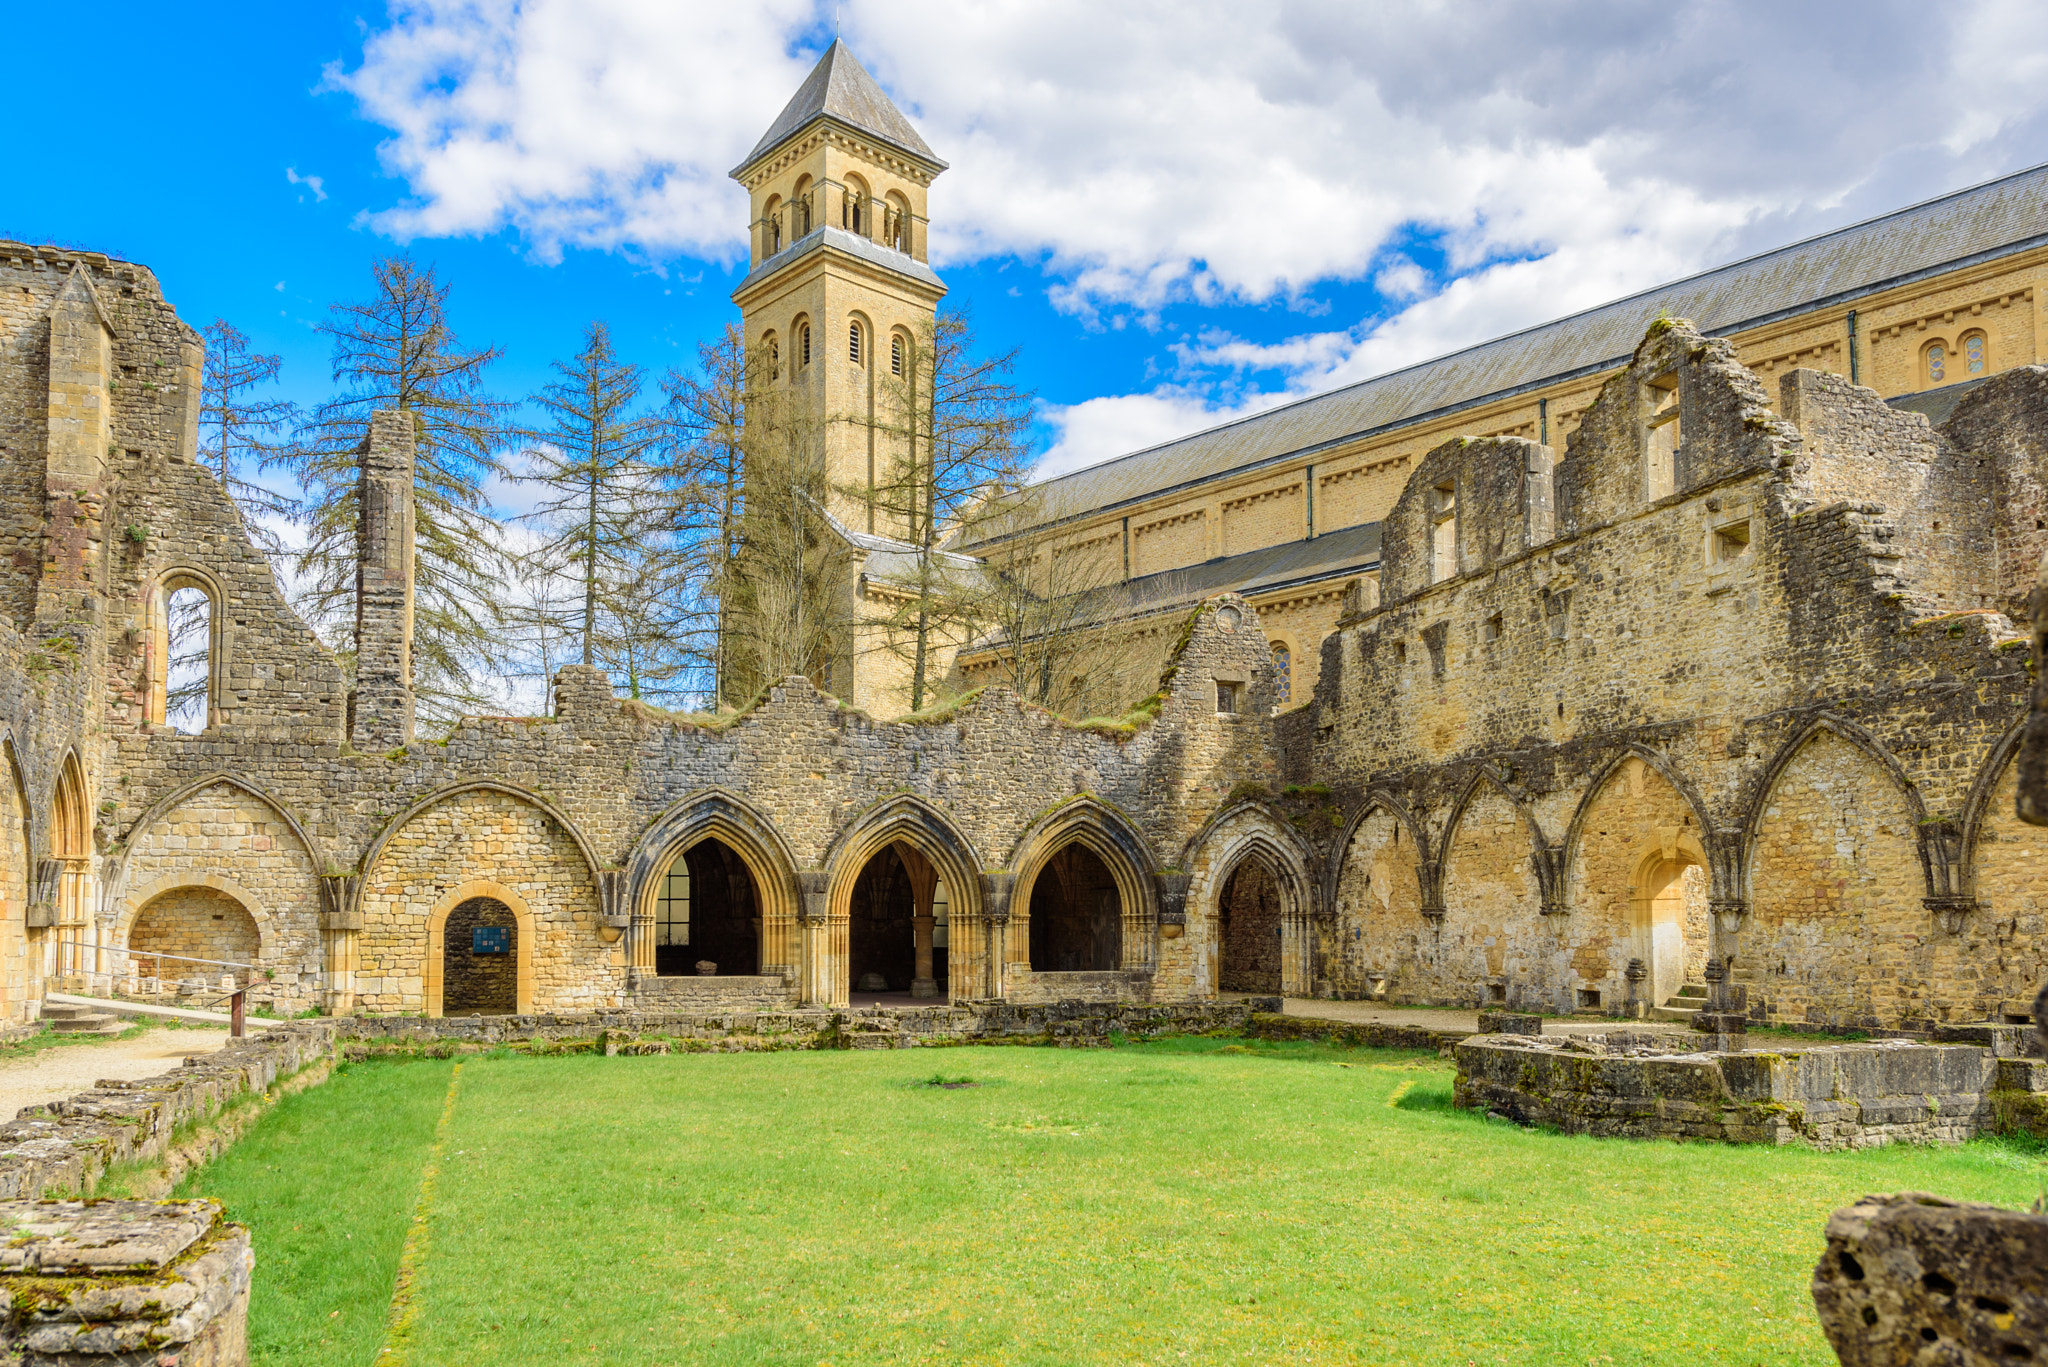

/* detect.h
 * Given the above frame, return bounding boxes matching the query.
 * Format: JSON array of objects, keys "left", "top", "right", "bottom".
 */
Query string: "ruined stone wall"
[
  {"left": 128, "top": 887, "right": 261, "bottom": 984},
  {"left": 1291, "top": 319, "right": 2044, "bottom": 1029}
]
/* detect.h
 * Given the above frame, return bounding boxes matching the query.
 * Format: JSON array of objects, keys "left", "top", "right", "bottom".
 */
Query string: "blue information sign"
[{"left": 472, "top": 926, "right": 510, "bottom": 955}]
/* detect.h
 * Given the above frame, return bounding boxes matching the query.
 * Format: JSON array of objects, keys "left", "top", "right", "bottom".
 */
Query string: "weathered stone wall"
[
  {"left": 1290, "top": 319, "right": 2046, "bottom": 1030},
  {"left": 128, "top": 887, "right": 260, "bottom": 983}
]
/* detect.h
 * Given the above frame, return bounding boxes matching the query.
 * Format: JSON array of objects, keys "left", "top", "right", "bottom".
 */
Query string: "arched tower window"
[
  {"left": 849, "top": 320, "right": 864, "bottom": 366},
  {"left": 763, "top": 195, "right": 783, "bottom": 255},
  {"left": 1923, "top": 339, "right": 1948, "bottom": 385},
  {"left": 842, "top": 175, "right": 868, "bottom": 236},
  {"left": 885, "top": 192, "right": 911, "bottom": 254},
  {"left": 792, "top": 177, "right": 814, "bottom": 236},
  {"left": 762, "top": 332, "right": 780, "bottom": 382},
  {"left": 797, "top": 318, "right": 812, "bottom": 369},
  {"left": 1270, "top": 641, "right": 1291, "bottom": 708},
  {"left": 890, "top": 331, "right": 907, "bottom": 378},
  {"left": 1962, "top": 330, "right": 1988, "bottom": 376}
]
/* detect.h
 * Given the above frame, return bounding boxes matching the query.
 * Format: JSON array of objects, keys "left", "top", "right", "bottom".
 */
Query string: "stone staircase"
[
  {"left": 41, "top": 1001, "right": 124, "bottom": 1037},
  {"left": 1649, "top": 983, "right": 1710, "bottom": 1024}
]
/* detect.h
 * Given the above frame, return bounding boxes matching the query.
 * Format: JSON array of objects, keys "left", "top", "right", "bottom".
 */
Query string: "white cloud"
[
  {"left": 285, "top": 167, "right": 328, "bottom": 202},
  {"left": 337, "top": 0, "right": 2048, "bottom": 472}
]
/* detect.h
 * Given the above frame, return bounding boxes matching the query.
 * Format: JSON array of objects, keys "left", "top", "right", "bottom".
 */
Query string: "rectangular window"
[
  {"left": 1645, "top": 375, "right": 1680, "bottom": 501},
  {"left": 656, "top": 867, "right": 690, "bottom": 947},
  {"left": 1483, "top": 612, "right": 1502, "bottom": 643},
  {"left": 1711, "top": 519, "right": 1751, "bottom": 564},
  {"left": 1544, "top": 590, "right": 1570, "bottom": 641},
  {"left": 1430, "top": 482, "right": 1458, "bottom": 584},
  {"left": 1215, "top": 680, "right": 1240, "bottom": 714}
]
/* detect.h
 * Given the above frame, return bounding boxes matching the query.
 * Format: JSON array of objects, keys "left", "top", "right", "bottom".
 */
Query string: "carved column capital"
[
  {"left": 796, "top": 870, "right": 830, "bottom": 925},
  {"left": 1155, "top": 871, "right": 1192, "bottom": 927},
  {"left": 318, "top": 873, "right": 362, "bottom": 932},
  {"left": 980, "top": 871, "right": 1014, "bottom": 925}
]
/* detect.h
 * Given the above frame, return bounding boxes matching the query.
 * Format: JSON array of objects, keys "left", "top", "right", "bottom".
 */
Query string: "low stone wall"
[
  {"left": 1454, "top": 1034, "right": 2048, "bottom": 1148},
  {"left": 341, "top": 998, "right": 1270, "bottom": 1053},
  {"left": 1245, "top": 1012, "right": 1471, "bottom": 1056},
  {"left": 1004, "top": 970, "right": 1155, "bottom": 1006},
  {"left": 0, "top": 1023, "right": 335, "bottom": 1199},
  {"left": 628, "top": 974, "right": 797, "bottom": 1011}
]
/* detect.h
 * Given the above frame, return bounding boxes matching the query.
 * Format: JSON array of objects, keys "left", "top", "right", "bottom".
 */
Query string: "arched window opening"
[
  {"left": 1962, "top": 330, "right": 1988, "bottom": 376},
  {"left": 443, "top": 896, "right": 518, "bottom": 1016},
  {"left": 654, "top": 837, "right": 758, "bottom": 977},
  {"left": 849, "top": 840, "right": 945, "bottom": 999},
  {"left": 842, "top": 176, "right": 868, "bottom": 235},
  {"left": 1429, "top": 481, "right": 1458, "bottom": 584},
  {"left": 152, "top": 578, "right": 214, "bottom": 734},
  {"left": 762, "top": 332, "right": 781, "bottom": 382},
  {"left": 890, "top": 332, "right": 906, "bottom": 378},
  {"left": 885, "top": 192, "right": 911, "bottom": 253},
  {"left": 764, "top": 195, "right": 784, "bottom": 255},
  {"left": 1217, "top": 859, "right": 1282, "bottom": 994},
  {"left": 849, "top": 320, "right": 864, "bottom": 366},
  {"left": 1269, "top": 641, "right": 1291, "bottom": 708},
  {"left": 1028, "top": 843, "right": 1121, "bottom": 972},
  {"left": 792, "top": 176, "right": 814, "bottom": 236},
  {"left": 1643, "top": 374, "right": 1679, "bottom": 501},
  {"left": 130, "top": 886, "right": 260, "bottom": 994},
  {"left": 1924, "top": 340, "right": 1947, "bottom": 385},
  {"left": 798, "top": 320, "right": 812, "bottom": 369}
]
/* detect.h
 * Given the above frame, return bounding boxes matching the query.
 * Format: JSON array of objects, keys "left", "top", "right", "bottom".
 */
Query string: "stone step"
[
  {"left": 1648, "top": 1003, "right": 1703, "bottom": 1023},
  {"left": 1672, "top": 984, "right": 1709, "bottom": 1002},
  {"left": 39, "top": 1002, "right": 101, "bottom": 1022},
  {"left": 48, "top": 1013, "right": 124, "bottom": 1036}
]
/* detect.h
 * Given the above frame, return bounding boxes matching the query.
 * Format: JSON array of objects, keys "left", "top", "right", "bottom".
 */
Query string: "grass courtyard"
[{"left": 180, "top": 1034, "right": 2047, "bottom": 1366}]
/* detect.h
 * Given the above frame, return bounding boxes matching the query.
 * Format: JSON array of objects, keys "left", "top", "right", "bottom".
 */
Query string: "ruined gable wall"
[{"left": 1940, "top": 364, "right": 2048, "bottom": 618}]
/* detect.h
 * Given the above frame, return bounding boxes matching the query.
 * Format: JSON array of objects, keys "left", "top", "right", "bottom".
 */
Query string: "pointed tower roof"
[{"left": 733, "top": 41, "right": 945, "bottom": 177}]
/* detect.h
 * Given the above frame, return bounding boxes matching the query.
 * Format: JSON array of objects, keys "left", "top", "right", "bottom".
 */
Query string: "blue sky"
[{"left": 6, "top": 1, "right": 2048, "bottom": 491}]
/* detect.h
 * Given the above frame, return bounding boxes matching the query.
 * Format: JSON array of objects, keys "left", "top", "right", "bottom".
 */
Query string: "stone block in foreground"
[
  {"left": 1814, "top": 1193, "right": 2048, "bottom": 1365},
  {"left": 0, "top": 1198, "right": 250, "bottom": 1365}
]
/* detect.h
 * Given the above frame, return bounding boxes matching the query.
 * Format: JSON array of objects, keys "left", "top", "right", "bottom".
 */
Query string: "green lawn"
[{"left": 182, "top": 1036, "right": 2048, "bottom": 1366}]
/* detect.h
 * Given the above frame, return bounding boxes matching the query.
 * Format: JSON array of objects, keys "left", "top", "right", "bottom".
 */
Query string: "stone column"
[
  {"left": 795, "top": 871, "right": 835, "bottom": 1007},
  {"left": 319, "top": 874, "right": 361, "bottom": 1013},
  {"left": 901, "top": 854, "right": 938, "bottom": 999},
  {"left": 351, "top": 409, "right": 416, "bottom": 752},
  {"left": 1279, "top": 911, "right": 1312, "bottom": 998},
  {"left": 979, "top": 872, "right": 1014, "bottom": 1001}
]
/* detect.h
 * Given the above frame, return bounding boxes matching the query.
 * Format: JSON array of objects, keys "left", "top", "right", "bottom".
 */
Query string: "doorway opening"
[
  {"left": 848, "top": 841, "right": 946, "bottom": 999},
  {"left": 443, "top": 896, "right": 517, "bottom": 1016},
  {"left": 655, "top": 838, "right": 760, "bottom": 977},
  {"left": 1028, "top": 844, "right": 1121, "bottom": 972},
  {"left": 1217, "top": 859, "right": 1283, "bottom": 993}
]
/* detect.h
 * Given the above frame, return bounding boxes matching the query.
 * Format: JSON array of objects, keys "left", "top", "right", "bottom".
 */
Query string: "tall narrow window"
[
  {"left": 890, "top": 333, "right": 905, "bottom": 377},
  {"left": 1429, "top": 481, "right": 1458, "bottom": 584},
  {"left": 160, "top": 581, "right": 213, "bottom": 734},
  {"left": 1924, "top": 341, "right": 1947, "bottom": 385},
  {"left": 1963, "top": 330, "right": 1988, "bottom": 376},
  {"left": 792, "top": 176, "right": 813, "bottom": 236},
  {"left": 1644, "top": 375, "right": 1679, "bottom": 501},
  {"left": 764, "top": 333, "right": 780, "bottom": 382},
  {"left": 799, "top": 321, "right": 811, "bottom": 368},
  {"left": 931, "top": 879, "right": 949, "bottom": 951},
  {"left": 849, "top": 320, "right": 863, "bottom": 366},
  {"left": 843, "top": 177, "right": 867, "bottom": 235},
  {"left": 656, "top": 863, "right": 690, "bottom": 953},
  {"left": 764, "top": 196, "right": 783, "bottom": 255},
  {"left": 886, "top": 192, "right": 911, "bottom": 253},
  {"left": 1270, "top": 641, "right": 1291, "bottom": 708}
]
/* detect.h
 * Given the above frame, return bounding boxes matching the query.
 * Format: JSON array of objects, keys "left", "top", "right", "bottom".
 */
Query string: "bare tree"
[
  {"left": 865, "top": 307, "right": 1034, "bottom": 711},
  {"left": 664, "top": 324, "right": 752, "bottom": 708},
  {"left": 198, "top": 319, "right": 296, "bottom": 557},
  {"left": 723, "top": 378, "right": 855, "bottom": 700},
  {"left": 269, "top": 255, "right": 513, "bottom": 726}
]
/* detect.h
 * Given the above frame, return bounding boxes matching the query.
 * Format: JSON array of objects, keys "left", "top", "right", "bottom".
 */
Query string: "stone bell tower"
[{"left": 729, "top": 41, "right": 947, "bottom": 538}]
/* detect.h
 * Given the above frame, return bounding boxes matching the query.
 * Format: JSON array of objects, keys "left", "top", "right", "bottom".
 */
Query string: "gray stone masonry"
[
  {"left": 0, "top": 1198, "right": 251, "bottom": 1367},
  {"left": 351, "top": 409, "right": 416, "bottom": 752}
]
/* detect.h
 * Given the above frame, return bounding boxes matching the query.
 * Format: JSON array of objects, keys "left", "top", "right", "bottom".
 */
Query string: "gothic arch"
[
  {"left": 1960, "top": 716, "right": 2029, "bottom": 858},
  {"left": 1562, "top": 742, "right": 1720, "bottom": 897},
  {"left": 361, "top": 781, "right": 605, "bottom": 888},
  {"left": 104, "top": 772, "right": 326, "bottom": 915},
  {"left": 49, "top": 749, "right": 88, "bottom": 863},
  {"left": 1325, "top": 788, "right": 1428, "bottom": 907},
  {"left": 1009, "top": 796, "right": 1162, "bottom": 961},
  {"left": 625, "top": 787, "right": 801, "bottom": 966},
  {"left": 824, "top": 794, "right": 984, "bottom": 924},
  {"left": 1739, "top": 713, "right": 1927, "bottom": 900},
  {"left": 1183, "top": 800, "right": 1318, "bottom": 996},
  {"left": 1441, "top": 764, "right": 1551, "bottom": 861}
]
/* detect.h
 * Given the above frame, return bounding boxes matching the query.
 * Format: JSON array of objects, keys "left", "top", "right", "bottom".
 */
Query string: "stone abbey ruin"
[
  {"left": 0, "top": 43, "right": 2046, "bottom": 1048},
  {"left": 0, "top": 237, "right": 2043, "bottom": 1039}
]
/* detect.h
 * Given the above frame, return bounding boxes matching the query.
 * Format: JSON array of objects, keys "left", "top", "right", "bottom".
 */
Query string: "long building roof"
[{"left": 984, "top": 160, "right": 2048, "bottom": 539}]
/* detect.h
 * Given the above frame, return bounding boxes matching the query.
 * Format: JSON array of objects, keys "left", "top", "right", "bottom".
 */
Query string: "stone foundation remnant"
[{"left": 0, "top": 1199, "right": 251, "bottom": 1365}]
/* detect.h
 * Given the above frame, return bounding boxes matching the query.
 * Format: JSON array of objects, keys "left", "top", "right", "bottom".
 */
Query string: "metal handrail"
[{"left": 52, "top": 940, "right": 264, "bottom": 1037}]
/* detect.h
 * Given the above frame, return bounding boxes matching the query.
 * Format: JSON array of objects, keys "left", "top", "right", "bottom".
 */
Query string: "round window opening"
[{"left": 1217, "top": 606, "right": 1242, "bottom": 630}]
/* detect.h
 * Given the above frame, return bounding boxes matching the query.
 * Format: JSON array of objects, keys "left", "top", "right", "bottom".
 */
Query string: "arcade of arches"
[
  {"left": 1029, "top": 845, "right": 1121, "bottom": 974},
  {"left": 654, "top": 839, "right": 760, "bottom": 979},
  {"left": 849, "top": 842, "right": 947, "bottom": 998}
]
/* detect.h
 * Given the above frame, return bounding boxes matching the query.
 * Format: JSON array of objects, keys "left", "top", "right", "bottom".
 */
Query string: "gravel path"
[{"left": 0, "top": 1027, "right": 230, "bottom": 1122}]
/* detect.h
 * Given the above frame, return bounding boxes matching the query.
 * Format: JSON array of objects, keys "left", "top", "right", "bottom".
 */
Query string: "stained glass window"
[
  {"left": 1965, "top": 333, "right": 1987, "bottom": 375},
  {"left": 1927, "top": 344, "right": 1946, "bottom": 383},
  {"left": 1271, "top": 642, "right": 1291, "bottom": 707}
]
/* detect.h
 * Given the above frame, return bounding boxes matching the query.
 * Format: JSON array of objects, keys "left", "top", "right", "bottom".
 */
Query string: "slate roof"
[
  {"left": 1116, "top": 521, "right": 1381, "bottom": 616},
  {"left": 735, "top": 41, "right": 944, "bottom": 177},
  {"left": 990, "top": 160, "right": 2048, "bottom": 538}
]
